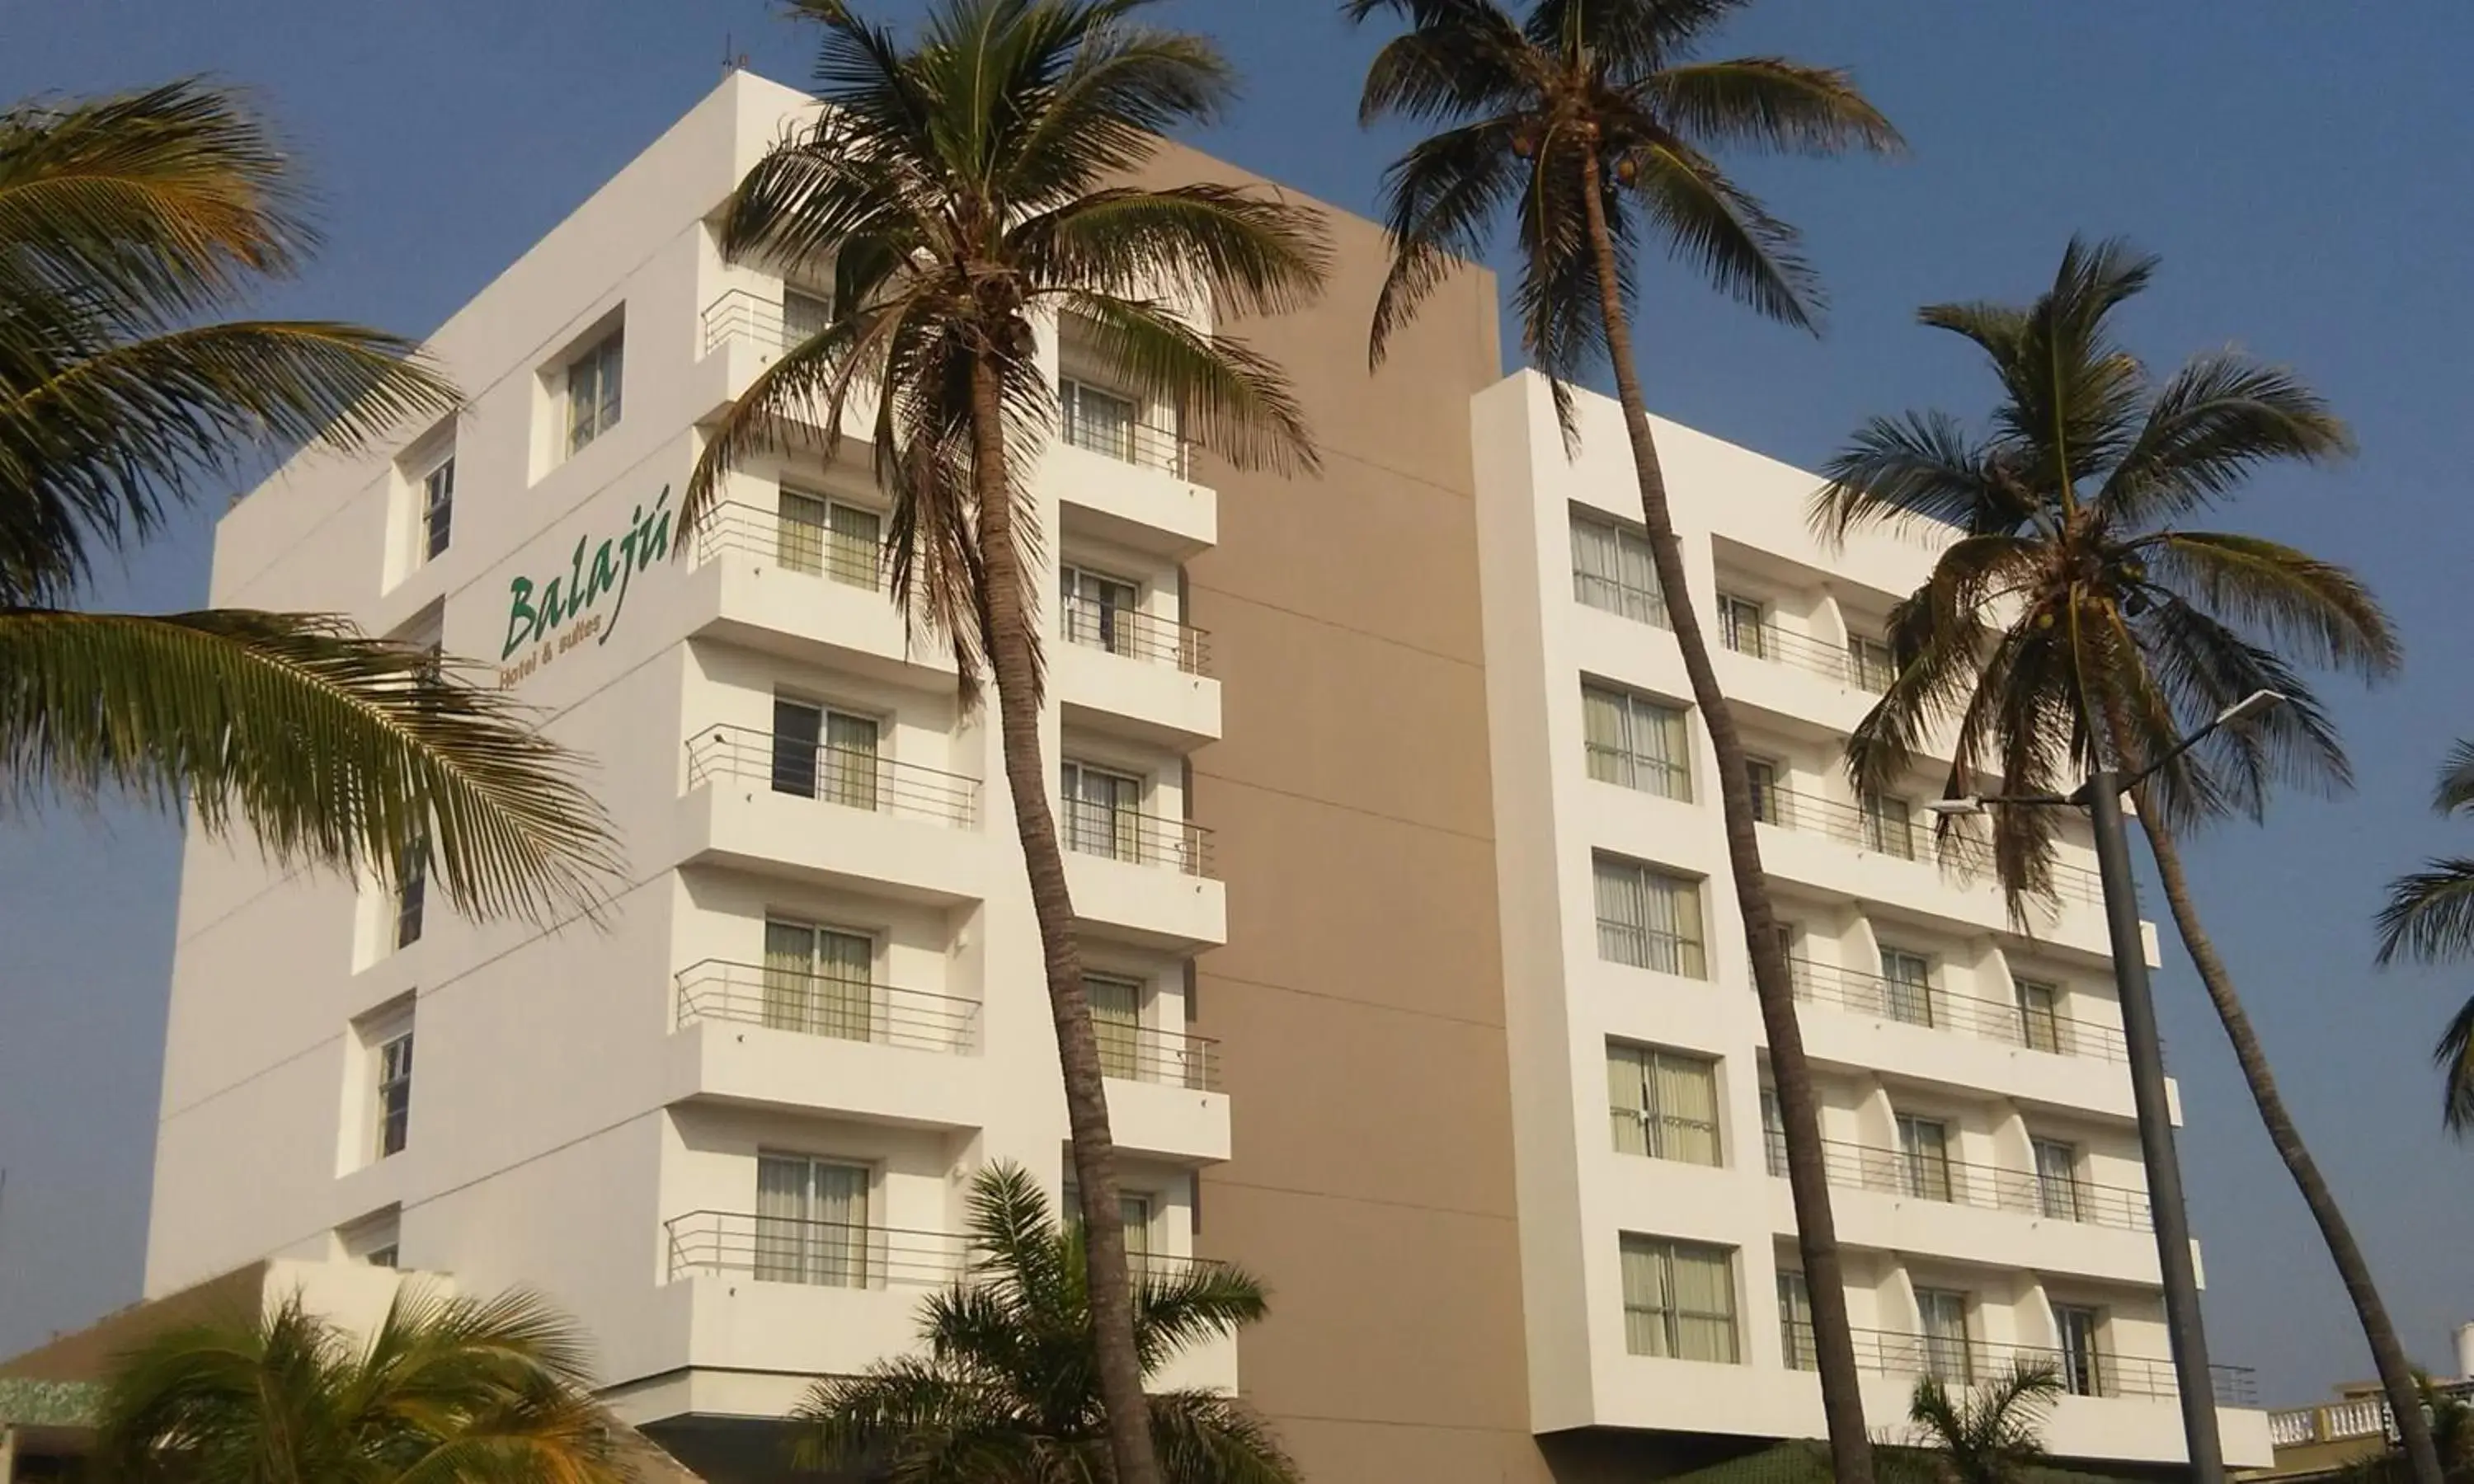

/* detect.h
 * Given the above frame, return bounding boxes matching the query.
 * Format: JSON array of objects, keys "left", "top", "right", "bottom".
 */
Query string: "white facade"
[
  {"left": 146, "top": 71, "right": 1232, "bottom": 1425},
  {"left": 1470, "top": 372, "right": 2274, "bottom": 1469}
]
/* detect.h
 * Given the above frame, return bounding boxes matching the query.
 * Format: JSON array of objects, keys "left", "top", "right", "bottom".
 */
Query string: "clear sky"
[{"left": 2, "top": 0, "right": 2468, "bottom": 1411}]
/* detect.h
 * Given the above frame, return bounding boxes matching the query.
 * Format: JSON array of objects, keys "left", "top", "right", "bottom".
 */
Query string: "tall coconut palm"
[
  {"left": 1343, "top": 3, "right": 1900, "bottom": 1477},
  {"left": 676, "top": 7, "right": 1327, "bottom": 1482},
  {"left": 796, "top": 1162, "right": 1296, "bottom": 1484},
  {"left": 0, "top": 81, "right": 616, "bottom": 923},
  {"left": 1903, "top": 1364, "right": 2061, "bottom": 1484},
  {"left": 1812, "top": 237, "right": 2431, "bottom": 1484},
  {"left": 94, "top": 1285, "right": 628, "bottom": 1484},
  {"left": 2375, "top": 740, "right": 2474, "bottom": 1134}
]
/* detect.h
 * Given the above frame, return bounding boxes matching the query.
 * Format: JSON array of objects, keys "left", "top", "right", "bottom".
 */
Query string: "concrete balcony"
[
  {"left": 1051, "top": 603, "right": 1221, "bottom": 749},
  {"left": 666, "top": 960, "right": 990, "bottom": 1131},
  {"left": 675, "top": 727, "right": 988, "bottom": 904},
  {"left": 689, "top": 290, "right": 878, "bottom": 441},
  {"left": 680, "top": 500, "right": 953, "bottom": 688},
  {"left": 1102, "top": 1025, "right": 1230, "bottom": 1164},
  {"left": 1043, "top": 418, "right": 1216, "bottom": 559},
  {"left": 1059, "top": 805, "right": 1225, "bottom": 952},
  {"left": 1759, "top": 1136, "right": 2159, "bottom": 1285}
]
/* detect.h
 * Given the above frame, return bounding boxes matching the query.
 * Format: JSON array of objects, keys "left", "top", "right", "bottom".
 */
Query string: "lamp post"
[{"left": 1928, "top": 688, "right": 2283, "bottom": 1484}]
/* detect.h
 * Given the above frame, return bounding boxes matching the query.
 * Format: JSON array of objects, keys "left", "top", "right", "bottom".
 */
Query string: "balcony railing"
[
  {"left": 1098, "top": 1022, "right": 1222, "bottom": 1091},
  {"left": 1761, "top": 1133, "right": 2152, "bottom": 1233},
  {"left": 1060, "top": 599, "right": 1211, "bottom": 676},
  {"left": 690, "top": 500, "right": 887, "bottom": 588},
  {"left": 665, "top": 1211, "right": 963, "bottom": 1289},
  {"left": 1059, "top": 406, "right": 1192, "bottom": 477},
  {"left": 1061, "top": 801, "right": 1212, "bottom": 876},
  {"left": 1759, "top": 785, "right": 2106, "bottom": 907},
  {"left": 1786, "top": 957, "right": 2132, "bottom": 1064},
  {"left": 688, "top": 726, "right": 980, "bottom": 828},
  {"left": 701, "top": 289, "right": 816, "bottom": 358},
  {"left": 675, "top": 959, "right": 980, "bottom": 1054},
  {"left": 1722, "top": 619, "right": 1892, "bottom": 693},
  {"left": 1788, "top": 1322, "right": 2255, "bottom": 1406}
]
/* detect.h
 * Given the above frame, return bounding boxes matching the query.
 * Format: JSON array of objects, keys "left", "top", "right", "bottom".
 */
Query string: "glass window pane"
[
  {"left": 1607, "top": 1044, "right": 1649, "bottom": 1156},
  {"left": 1088, "top": 974, "right": 1143, "bottom": 1079},
  {"left": 821, "top": 711, "right": 881, "bottom": 811},
  {"left": 771, "top": 698, "right": 823, "bottom": 796},
  {"left": 778, "top": 490, "right": 828, "bottom": 574}
]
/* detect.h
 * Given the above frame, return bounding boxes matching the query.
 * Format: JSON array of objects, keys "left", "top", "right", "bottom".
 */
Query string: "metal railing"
[
  {"left": 1061, "top": 801, "right": 1212, "bottom": 876},
  {"left": 1059, "top": 404, "right": 1192, "bottom": 477},
  {"left": 1760, "top": 785, "right": 2107, "bottom": 907},
  {"left": 1060, "top": 599, "right": 1210, "bottom": 676},
  {"left": 665, "top": 1211, "right": 964, "bottom": 1288},
  {"left": 1786, "top": 957, "right": 2132, "bottom": 1064},
  {"left": 690, "top": 500, "right": 887, "bottom": 588},
  {"left": 675, "top": 960, "right": 980, "bottom": 1054},
  {"left": 687, "top": 726, "right": 981, "bottom": 828},
  {"left": 1100, "top": 1023, "right": 1222, "bottom": 1091},
  {"left": 1722, "top": 618, "right": 1891, "bottom": 693},
  {"left": 1786, "top": 1322, "right": 2256, "bottom": 1406},
  {"left": 701, "top": 289, "right": 821, "bottom": 358},
  {"left": 1762, "top": 1134, "right": 2152, "bottom": 1233}
]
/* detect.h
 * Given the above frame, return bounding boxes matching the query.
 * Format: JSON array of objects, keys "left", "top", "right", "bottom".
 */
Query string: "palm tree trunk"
[
  {"left": 967, "top": 354, "right": 1162, "bottom": 1484},
  {"left": 2138, "top": 811, "right": 2441, "bottom": 1484},
  {"left": 1577, "top": 153, "right": 1874, "bottom": 1484}
]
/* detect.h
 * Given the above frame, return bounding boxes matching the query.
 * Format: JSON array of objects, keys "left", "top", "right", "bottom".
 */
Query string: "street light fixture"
[{"left": 1926, "top": 688, "right": 2284, "bottom": 1484}]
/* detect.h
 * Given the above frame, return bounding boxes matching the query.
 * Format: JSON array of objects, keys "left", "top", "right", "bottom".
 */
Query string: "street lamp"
[{"left": 1927, "top": 688, "right": 2284, "bottom": 1484}]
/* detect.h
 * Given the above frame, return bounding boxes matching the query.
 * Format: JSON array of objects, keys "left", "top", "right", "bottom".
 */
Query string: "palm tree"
[
  {"left": 94, "top": 1284, "right": 628, "bottom": 1484},
  {"left": 2375, "top": 740, "right": 2474, "bottom": 1134},
  {"left": 2346, "top": 1376, "right": 2474, "bottom": 1484},
  {"left": 1344, "top": 3, "right": 1900, "bottom": 1477},
  {"left": 1813, "top": 237, "right": 2433, "bottom": 1484},
  {"left": 675, "top": 7, "right": 1327, "bottom": 1482},
  {"left": 0, "top": 81, "right": 616, "bottom": 924},
  {"left": 1903, "top": 1364, "right": 2061, "bottom": 1484},
  {"left": 796, "top": 1162, "right": 1296, "bottom": 1484}
]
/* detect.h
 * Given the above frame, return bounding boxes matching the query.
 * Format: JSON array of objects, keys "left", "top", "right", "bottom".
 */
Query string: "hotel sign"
[{"left": 496, "top": 485, "right": 673, "bottom": 688}]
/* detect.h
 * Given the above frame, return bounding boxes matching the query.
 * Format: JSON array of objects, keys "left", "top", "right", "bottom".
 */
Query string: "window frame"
[
  {"left": 753, "top": 1149, "right": 875, "bottom": 1288},
  {"left": 1060, "top": 563, "right": 1145, "bottom": 657},
  {"left": 1582, "top": 682, "right": 1694, "bottom": 801},
  {"left": 1592, "top": 855, "right": 1708, "bottom": 979},
  {"left": 1895, "top": 1112, "right": 1954, "bottom": 1203},
  {"left": 1061, "top": 758, "right": 1149, "bottom": 863},
  {"left": 1717, "top": 593, "right": 1769, "bottom": 659},
  {"left": 2015, "top": 976, "right": 2066, "bottom": 1054},
  {"left": 1606, "top": 1040, "right": 1722, "bottom": 1166},
  {"left": 1619, "top": 1234, "right": 1740, "bottom": 1364},
  {"left": 1569, "top": 510, "right": 1666, "bottom": 627},
  {"left": 373, "top": 1026, "right": 414, "bottom": 1160},
  {"left": 1878, "top": 946, "right": 1935, "bottom": 1026},
  {"left": 776, "top": 486, "right": 882, "bottom": 588},
  {"left": 418, "top": 452, "right": 455, "bottom": 563},
  {"left": 565, "top": 329, "right": 624, "bottom": 454}
]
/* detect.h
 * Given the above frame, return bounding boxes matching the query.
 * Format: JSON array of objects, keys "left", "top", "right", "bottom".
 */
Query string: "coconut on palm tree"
[
  {"left": 797, "top": 1162, "right": 1292, "bottom": 1484},
  {"left": 2376, "top": 740, "right": 2474, "bottom": 1134},
  {"left": 0, "top": 81, "right": 617, "bottom": 923},
  {"left": 94, "top": 1286, "right": 628, "bottom": 1484},
  {"left": 1344, "top": 2, "right": 1899, "bottom": 1477},
  {"left": 1813, "top": 237, "right": 2430, "bottom": 1484},
  {"left": 676, "top": 7, "right": 1328, "bottom": 1482}
]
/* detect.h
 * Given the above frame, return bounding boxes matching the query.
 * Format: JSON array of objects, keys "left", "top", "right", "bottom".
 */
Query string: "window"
[
  {"left": 783, "top": 285, "right": 833, "bottom": 345},
  {"left": 1087, "top": 972, "right": 1145, "bottom": 1079},
  {"left": 1061, "top": 566, "right": 1141, "bottom": 657},
  {"left": 419, "top": 454, "right": 454, "bottom": 562},
  {"left": 1896, "top": 1115, "right": 1952, "bottom": 1203},
  {"left": 1718, "top": 594, "right": 1768, "bottom": 659},
  {"left": 1778, "top": 1270, "right": 1816, "bottom": 1371},
  {"left": 1747, "top": 758, "right": 1786, "bottom": 826},
  {"left": 1606, "top": 1043, "right": 1720, "bottom": 1166},
  {"left": 1860, "top": 788, "right": 1914, "bottom": 859},
  {"left": 1062, "top": 760, "right": 1145, "bottom": 862},
  {"left": 365, "top": 1242, "right": 399, "bottom": 1270},
  {"left": 1593, "top": 857, "right": 1706, "bottom": 978},
  {"left": 763, "top": 919, "right": 875, "bottom": 1040},
  {"left": 1583, "top": 685, "right": 1692, "bottom": 801},
  {"left": 2052, "top": 1303, "right": 2107, "bottom": 1396},
  {"left": 1061, "top": 377, "right": 1139, "bottom": 463},
  {"left": 1879, "top": 947, "right": 1934, "bottom": 1026},
  {"left": 373, "top": 1025, "right": 414, "bottom": 1160},
  {"left": 770, "top": 697, "right": 882, "bottom": 810},
  {"left": 340, "top": 1208, "right": 401, "bottom": 1268},
  {"left": 1569, "top": 513, "right": 1665, "bottom": 625},
  {"left": 778, "top": 489, "right": 881, "bottom": 587},
  {"left": 1064, "top": 1177, "right": 1159, "bottom": 1278},
  {"left": 1917, "top": 1288, "right": 1973, "bottom": 1384},
  {"left": 2015, "top": 978, "right": 2064, "bottom": 1054},
  {"left": 2034, "top": 1138, "right": 2082, "bottom": 1222},
  {"left": 1619, "top": 1236, "right": 1738, "bottom": 1363},
  {"left": 1760, "top": 1086, "right": 1786, "bottom": 1178},
  {"left": 1846, "top": 634, "right": 1894, "bottom": 692},
  {"left": 566, "top": 330, "right": 623, "bottom": 453},
  {"left": 394, "top": 832, "right": 428, "bottom": 950},
  {"left": 755, "top": 1153, "right": 871, "bottom": 1287}
]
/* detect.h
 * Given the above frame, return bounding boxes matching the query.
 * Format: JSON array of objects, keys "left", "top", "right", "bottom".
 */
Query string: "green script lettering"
[{"left": 501, "top": 484, "right": 676, "bottom": 666}]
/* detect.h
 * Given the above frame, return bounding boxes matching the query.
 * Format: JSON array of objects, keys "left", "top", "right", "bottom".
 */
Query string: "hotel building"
[{"left": 139, "top": 70, "right": 2270, "bottom": 1484}]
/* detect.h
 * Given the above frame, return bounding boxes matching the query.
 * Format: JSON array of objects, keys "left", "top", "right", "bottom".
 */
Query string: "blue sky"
[{"left": 2, "top": 0, "right": 2469, "bottom": 1409}]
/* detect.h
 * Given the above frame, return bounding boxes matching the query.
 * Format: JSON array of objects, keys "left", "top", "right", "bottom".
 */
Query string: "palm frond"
[
  {"left": 2097, "top": 349, "right": 2354, "bottom": 524},
  {"left": 2376, "top": 860, "right": 2474, "bottom": 966},
  {"left": 1524, "top": 0, "right": 1748, "bottom": 76},
  {"left": 0, "top": 607, "right": 618, "bottom": 923},
  {"left": 1133, "top": 1259, "right": 1267, "bottom": 1373},
  {"left": 1148, "top": 1389, "right": 1299, "bottom": 1484},
  {"left": 1365, "top": 116, "right": 1524, "bottom": 365},
  {"left": 2138, "top": 530, "right": 2397, "bottom": 681},
  {"left": 1811, "top": 411, "right": 2015, "bottom": 541},
  {"left": 2434, "top": 740, "right": 2474, "bottom": 817},
  {"left": 1642, "top": 58, "right": 1903, "bottom": 157},
  {"left": 2432, "top": 993, "right": 2474, "bottom": 1139},
  {"left": 992, "top": 7, "right": 1238, "bottom": 209},
  {"left": 1011, "top": 183, "right": 1331, "bottom": 319},
  {"left": 1354, "top": 6, "right": 1531, "bottom": 126},
  {"left": 1054, "top": 290, "right": 1317, "bottom": 475},
  {"left": 1624, "top": 134, "right": 1818, "bottom": 331}
]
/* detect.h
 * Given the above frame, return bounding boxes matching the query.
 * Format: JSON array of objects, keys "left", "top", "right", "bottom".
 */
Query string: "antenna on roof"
[{"left": 722, "top": 35, "right": 750, "bottom": 80}]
